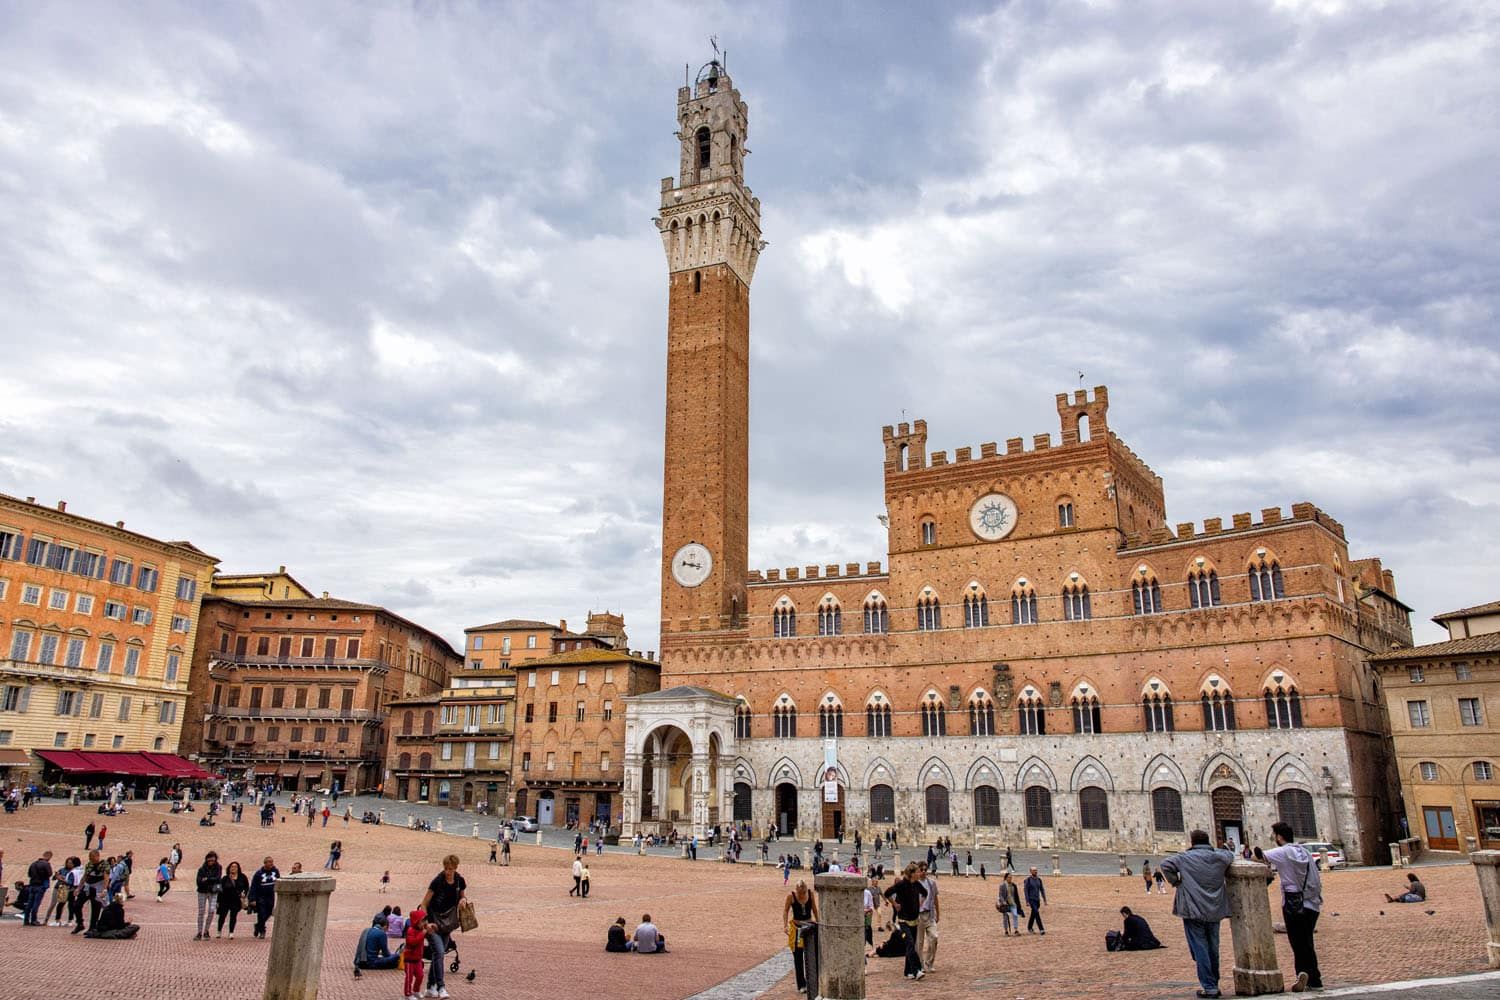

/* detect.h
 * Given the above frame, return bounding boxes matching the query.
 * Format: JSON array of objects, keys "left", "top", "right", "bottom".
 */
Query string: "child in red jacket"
[{"left": 403, "top": 908, "right": 431, "bottom": 1000}]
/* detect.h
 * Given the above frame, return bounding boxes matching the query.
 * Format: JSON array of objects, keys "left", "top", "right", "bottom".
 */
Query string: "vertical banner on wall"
[{"left": 822, "top": 739, "right": 839, "bottom": 802}]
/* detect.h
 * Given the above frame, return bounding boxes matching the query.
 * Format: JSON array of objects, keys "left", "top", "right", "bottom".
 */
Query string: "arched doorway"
[
  {"left": 1211, "top": 786, "right": 1245, "bottom": 849},
  {"left": 462, "top": 782, "right": 474, "bottom": 808},
  {"left": 537, "top": 789, "right": 556, "bottom": 825},
  {"left": 640, "top": 725, "right": 694, "bottom": 825},
  {"left": 733, "top": 782, "right": 753, "bottom": 823},
  {"left": 821, "top": 782, "right": 845, "bottom": 839},
  {"left": 776, "top": 782, "right": 798, "bottom": 837}
]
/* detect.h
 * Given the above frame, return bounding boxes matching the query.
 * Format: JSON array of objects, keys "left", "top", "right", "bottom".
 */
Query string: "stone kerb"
[
  {"left": 264, "top": 873, "right": 337, "bottom": 1000},
  {"left": 1473, "top": 850, "right": 1500, "bottom": 969},
  {"left": 1225, "top": 860, "right": 1284, "bottom": 995},
  {"left": 815, "top": 871, "right": 868, "bottom": 1000}
]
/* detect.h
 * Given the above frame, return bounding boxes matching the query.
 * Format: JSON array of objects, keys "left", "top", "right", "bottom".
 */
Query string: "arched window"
[
  {"left": 920, "top": 694, "right": 947, "bottom": 737},
  {"left": 969, "top": 693, "right": 995, "bottom": 736},
  {"left": 973, "top": 786, "right": 1001, "bottom": 827},
  {"left": 733, "top": 782, "right": 752, "bottom": 821},
  {"left": 963, "top": 592, "right": 989, "bottom": 628},
  {"left": 924, "top": 784, "right": 950, "bottom": 826},
  {"left": 818, "top": 702, "right": 844, "bottom": 737},
  {"left": 916, "top": 593, "right": 941, "bottom": 631},
  {"left": 1018, "top": 690, "right": 1046, "bottom": 736},
  {"left": 1201, "top": 689, "right": 1236, "bottom": 731},
  {"left": 402, "top": 710, "right": 413, "bottom": 736},
  {"left": 1057, "top": 499, "right": 1075, "bottom": 528},
  {"left": 735, "top": 702, "right": 752, "bottom": 739},
  {"left": 695, "top": 126, "right": 711, "bottom": 169},
  {"left": 1151, "top": 787, "right": 1184, "bottom": 832},
  {"left": 1263, "top": 679, "right": 1303, "bottom": 729},
  {"left": 153, "top": 736, "right": 165, "bottom": 750},
  {"left": 920, "top": 519, "right": 936, "bottom": 546},
  {"left": 1277, "top": 788, "right": 1318, "bottom": 839},
  {"left": 398, "top": 752, "right": 412, "bottom": 769},
  {"left": 419, "top": 752, "right": 432, "bottom": 770},
  {"left": 1079, "top": 786, "right": 1109, "bottom": 830},
  {"left": 865, "top": 699, "right": 891, "bottom": 737},
  {"left": 1188, "top": 567, "right": 1221, "bottom": 608},
  {"left": 1072, "top": 694, "right": 1102, "bottom": 734},
  {"left": 422, "top": 711, "right": 434, "bottom": 736},
  {"left": 817, "top": 599, "right": 842, "bottom": 636},
  {"left": 1063, "top": 582, "right": 1092, "bottom": 621},
  {"left": 1143, "top": 692, "right": 1174, "bottom": 733},
  {"left": 1011, "top": 585, "right": 1038, "bottom": 625},
  {"left": 1248, "top": 555, "right": 1285, "bottom": 602},
  {"left": 870, "top": 783, "right": 895, "bottom": 824},
  {"left": 1132, "top": 577, "right": 1163, "bottom": 615},
  {"left": 773, "top": 605, "right": 797, "bottom": 638},
  {"left": 773, "top": 703, "right": 798, "bottom": 739},
  {"left": 515, "top": 788, "right": 528, "bottom": 815},
  {"left": 863, "top": 596, "right": 889, "bottom": 634},
  {"left": 1024, "top": 785, "right": 1053, "bottom": 827}
]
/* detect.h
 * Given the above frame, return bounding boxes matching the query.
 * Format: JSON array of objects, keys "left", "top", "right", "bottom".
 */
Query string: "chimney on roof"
[
  {"left": 559, "top": 619, "right": 567, "bottom": 633},
  {"left": 648, "top": 650, "right": 656, "bottom": 661},
  {"left": 25, "top": 496, "right": 35, "bottom": 503},
  {"left": 56, "top": 501, "right": 66, "bottom": 512},
  {"left": 116, "top": 521, "right": 124, "bottom": 528},
  {"left": 279, "top": 565, "right": 286, "bottom": 574},
  {"left": 322, "top": 591, "right": 329, "bottom": 599}
]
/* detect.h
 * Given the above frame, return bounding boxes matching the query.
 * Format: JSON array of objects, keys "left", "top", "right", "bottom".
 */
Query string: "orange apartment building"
[{"left": 180, "top": 577, "right": 459, "bottom": 793}]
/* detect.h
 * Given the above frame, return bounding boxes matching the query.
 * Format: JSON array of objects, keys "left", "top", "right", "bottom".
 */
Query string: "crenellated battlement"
[
  {"left": 1123, "top": 501, "right": 1347, "bottom": 550},
  {"left": 747, "top": 561, "right": 885, "bottom": 586}
]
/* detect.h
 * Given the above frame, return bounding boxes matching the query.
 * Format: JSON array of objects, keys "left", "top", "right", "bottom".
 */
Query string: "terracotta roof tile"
[
  {"left": 1368, "top": 632, "right": 1500, "bottom": 662},
  {"left": 465, "top": 619, "right": 559, "bottom": 632},
  {"left": 1432, "top": 600, "right": 1500, "bottom": 622}
]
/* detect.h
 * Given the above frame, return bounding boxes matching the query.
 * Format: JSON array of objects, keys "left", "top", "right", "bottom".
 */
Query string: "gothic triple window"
[
  {"left": 1143, "top": 692, "right": 1174, "bottom": 732},
  {"left": 1018, "top": 693, "right": 1046, "bottom": 736},
  {"left": 865, "top": 701, "right": 892, "bottom": 737},
  {"left": 818, "top": 703, "right": 844, "bottom": 737},
  {"left": 817, "top": 600, "right": 842, "bottom": 636},
  {"left": 916, "top": 594, "right": 941, "bottom": 631},
  {"left": 1248, "top": 556, "right": 1285, "bottom": 602},
  {"left": 735, "top": 702, "right": 752, "bottom": 739},
  {"left": 1264, "top": 681, "right": 1303, "bottom": 729},
  {"left": 1132, "top": 577, "right": 1163, "bottom": 615},
  {"left": 863, "top": 597, "right": 889, "bottom": 634},
  {"left": 969, "top": 694, "right": 996, "bottom": 736},
  {"left": 1072, "top": 695, "right": 1102, "bottom": 734},
  {"left": 920, "top": 695, "right": 947, "bottom": 737},
  {"left": 772, "top": 704, "right": 798, "bottom": 738},
  {"left": 1063, "top": 583, "right": 1092, "bottom": 621},
  {"left": 963, "top": 592, "right": 990, "bottom": 628},
  {"left": 1012, "top": 588, "right": 1038, "bottom": 625},
  {"left": 773, "top": 605, "right": 797, "bottom": 638},
  {"left": 1201, "top": 690, "right": 1236, "bottom": 731},
  {"left": 1189, "top": 568, "right": 1222, "bottom": 608}
]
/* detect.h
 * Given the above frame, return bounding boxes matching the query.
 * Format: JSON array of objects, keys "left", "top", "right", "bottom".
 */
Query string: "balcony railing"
[
  {"left": 209, "top": 653, "right": 390, "bottom": 674},
  {"left": 206, "top": 705, "right": 378, "bottom": 722}
]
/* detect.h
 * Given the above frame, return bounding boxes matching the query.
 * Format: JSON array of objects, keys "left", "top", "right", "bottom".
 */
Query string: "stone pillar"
[
  {"left": 1472, "top": 851, "right": 1500, "bottom": 969},
  {"left": 535, "top": 830, "right": 543, "bottom": 846},
  {"left": 893, "top": 851, "right": 901, "bottom": 871},
  {"left": 263, "top": 874, "right": 336, "bottom": 1000},
  {"left": 1226, "top": 860, "right": 1285, "bottom": 995},
  {"left": 815, "top": 871, "right": 867, "bottom": 999},
  {"left": 1119, "top": 853, "right": 1128, "bottom": 875},
  {"left": 70, "top": 789, "right": 79, "bottom": 805},
  {"left": 407, "top": 813, "right": 414, "bottom": 829},
  {"left": 435, "top": 819, "right": 443, "bottom": 834},
  {"left": 1051, "top": 853, "right": 1061, "bottom": 876},
  {"left": 379, "top": 809, "right": 386, "bottom": 825},
  {"left": 690, "top": 753, "right": 711, "bottom": 839},
  {"left": 472, "top": 822, "right": 479, "bottom": 839},
  {"left": 1466, "top": 836, "right": 1479, "bottom": 855},
  {"left": 147, "top": 787, "right": 156, "bottom": 803},
  {"left": 802, "top": 847, "right": 811, "bottom": 869},
  {"left": 1389, "top": 843, "right": 1403, "bottom": 868}
]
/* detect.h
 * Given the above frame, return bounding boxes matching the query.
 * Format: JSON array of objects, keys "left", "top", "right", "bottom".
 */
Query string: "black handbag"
[{"left": 1283, "top": 858, "right": 1312, "bottom": 915}]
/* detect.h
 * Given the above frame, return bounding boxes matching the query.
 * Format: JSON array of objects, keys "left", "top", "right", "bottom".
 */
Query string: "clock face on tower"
[
  {"left": 671, "top": 542, "right": 713, "bottom": 588},
  {"left": 969, "top": 493, "right": 1019, "bottom": 541}
]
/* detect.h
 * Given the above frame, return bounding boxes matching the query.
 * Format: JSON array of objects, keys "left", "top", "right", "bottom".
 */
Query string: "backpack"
[{"left": 1105, "top": 930, "right": 1122, "bottom": 952}]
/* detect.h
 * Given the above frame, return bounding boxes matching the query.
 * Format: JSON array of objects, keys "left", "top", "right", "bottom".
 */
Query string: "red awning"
[
  {"left": 35, "top": 750, "right": 214, "bottom": 779},
  {"left": 141, "top": 753, "right": 204, "bottom": 779},
  {"left": 36, "top": 749, "right": 93, "bottom": 772},
  {"left": 81, "top": 752, "right": 154, "bottom": 776}
]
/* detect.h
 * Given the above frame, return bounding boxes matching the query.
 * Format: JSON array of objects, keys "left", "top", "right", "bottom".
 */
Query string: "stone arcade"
[{"left": 621, "top": 58, "right": 1411, "bottom": 863}]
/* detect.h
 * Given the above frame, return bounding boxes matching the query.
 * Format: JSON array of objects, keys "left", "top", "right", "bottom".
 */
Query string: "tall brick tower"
[{"left": 656, "top": 58, "right": 762, "bottom": 642}]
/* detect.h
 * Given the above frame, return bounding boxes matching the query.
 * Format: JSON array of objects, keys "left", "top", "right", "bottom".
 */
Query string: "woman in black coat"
[{"left": 215, "top": 861, "right": 250, "bottom": 939}]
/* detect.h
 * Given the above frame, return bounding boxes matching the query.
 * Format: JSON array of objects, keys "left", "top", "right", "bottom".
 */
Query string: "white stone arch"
[
  {"left": 817, "top": 591, "right": 840, "bottom": 608},
  {"left": 817, "top": 689, "right": 844, "bottom": 709},
  {"left": 1199, "top": 673, "right": 1232, "bottom": 696},
  {"left": 769, "top": 756, "right": 804, "bottom": 787},
  {"left": 637, "top": 718, "right": 699, "bottom": 755},
  {"left": 1199, "top": 751, "right": 1253, "bottom": 793},
  {"left": 1140, "top": 753, "right": 1188, "bottom": 792},
  {"left": 863, "top": 688, "right": 891, "bottom": 708},
  {"left": 773, "top": 593, "right": 798, "bottom": 611},
  {"left": 965, "top": 756, "right": 1005, "bottom": 792},
  {"left": 730, "top": 757, "right": 758, "bottom": 787},
  {"left": 1068, "top": 678, "right": 1100, "bottom": 702},
  {"left": 1141, "top": 676, "right": 1172, "bottom": 697},
  {"left": 1261, "top": 667, "right": 1300, "bottom": 693},
  {"left": 1265, "top": 753, "right": 1318, "bottom": 794},
  {"left": 1015, "top": 755, "right": 1058, "bottom": 792},
  {"left": 1069, "top": 754, "right": 1115, "bottom": 792},
  {"left": 916, "top": 756, "right": 955, "bottom": 789},
  {"left": 863, "top": 589, "right": 888, "bottom": 606},
  {"left": 864, "top": 756, "right": 898, "bottom": 789}
]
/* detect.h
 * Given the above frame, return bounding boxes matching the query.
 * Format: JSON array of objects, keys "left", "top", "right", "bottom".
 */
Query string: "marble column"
[
  {"left": 1226, "top": 859, "right": 1285, "bottom": 995},
  {"left": 690, "top": 754, "right": 711, "bottom": 838},
  {"left": 815, "top": 871, "right": 868, "bottom": 999},
  {"left": 263, "top": 874, "right": 336, "bottom": 1000},
  {"left": 1472, "top": 850, "right": 1500, "bottom": 969}
]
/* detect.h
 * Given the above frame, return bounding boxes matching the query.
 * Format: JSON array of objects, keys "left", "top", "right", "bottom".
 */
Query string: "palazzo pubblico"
[{"left": 619, "top": 62, "right": 1413, "bottom": 864}]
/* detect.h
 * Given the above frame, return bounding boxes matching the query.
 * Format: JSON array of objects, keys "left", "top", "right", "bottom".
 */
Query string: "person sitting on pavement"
[
  {"left": 84, "top": 892, "right": 140, "bottom": 939},
  {"left": 1118, "top": 906, "right": 1164, "bottom": 950},
  {"left": 629, "top": 913, "right": 666, "bottom": 953},
  {"left": 354, "top": 914, "right": 400, "bottom": 971},
  {"left": 1385, "top": 872, "right": 1427, "bottom": 904},
  {"left": 605, "top": 917, "right": 630, "bottom": 952}
]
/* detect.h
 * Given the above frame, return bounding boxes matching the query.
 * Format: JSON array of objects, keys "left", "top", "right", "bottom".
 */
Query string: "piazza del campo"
[{"left": 1, "top": 5, "right": 1497, "bottom": 1000}]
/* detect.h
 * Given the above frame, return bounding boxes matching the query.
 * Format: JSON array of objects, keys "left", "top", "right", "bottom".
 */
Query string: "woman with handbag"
[
  {"left": 419, "top": 854, "right": 467, "bottom": 999},
  {"left": 215, "top": 860, "right": 249, "bottom": 939},
  {"left": 996, "top": 872, "right": 1022, "bottom": 936}
]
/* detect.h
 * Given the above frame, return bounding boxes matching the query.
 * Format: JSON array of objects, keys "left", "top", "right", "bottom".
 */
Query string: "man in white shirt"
[
  {"left": 916, "top": 861, "right": 940, "bottom": 972},
  {"left": 570, "top": 856, "right": 583, "bottom": 896},
  {"left": 630, "top": 913, "right": 664, "bottom": 953},
  {"left": 1256, "top": 823, "right": 1323, "bottom": 992},
  {"left": 863, "top": 877, "right": 878, "bottom": 954}
]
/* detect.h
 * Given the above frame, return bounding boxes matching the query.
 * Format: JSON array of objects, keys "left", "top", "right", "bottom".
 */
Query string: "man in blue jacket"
[
  {"left": 1160, "top": 830, "right": 1235, "bottom": 999},
  {"left": 354, "top": 914, "right": 399, "bottom": 972},
  {"left": 1022, "top": 866, "right": 1047, "bottom": 934}
]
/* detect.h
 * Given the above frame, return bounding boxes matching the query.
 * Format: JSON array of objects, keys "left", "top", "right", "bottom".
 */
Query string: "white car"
[
  {"left": 1301, "top": 842, "right": 1346, "bottom": 869},
  {"left": 510, "top": 815, "right": 539, "bottom": 833}
]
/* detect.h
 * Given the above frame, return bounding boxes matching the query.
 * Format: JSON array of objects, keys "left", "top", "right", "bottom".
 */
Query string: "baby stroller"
[{"left": 430, "top": 930, "right": 461, "bottom": 975}]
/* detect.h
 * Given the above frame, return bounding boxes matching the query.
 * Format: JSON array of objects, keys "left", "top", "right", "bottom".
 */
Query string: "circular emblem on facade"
[
  {"left": 969, "top": 493, "right": 1019, "bottom": 541},
  {"left": 671, "top": 542, "right": 713, "bottom": 588}
]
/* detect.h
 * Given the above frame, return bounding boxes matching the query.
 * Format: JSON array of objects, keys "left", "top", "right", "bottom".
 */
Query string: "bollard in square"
[
  {"left": 1472, "top": 851, "right": 1500, "bottom": 969},
  {"left": 814, "top": 871, "right": 867, "bottom": 999},
  {"left": 1226, "top": 860, "right": 1285, "bottom": 994},
  {"left": 263, "top": 874, "right": 336, "bottom": 1000}
]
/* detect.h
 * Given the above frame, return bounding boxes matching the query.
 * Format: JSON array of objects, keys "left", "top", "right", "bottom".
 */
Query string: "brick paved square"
[{"left": 0, "top": 803, "right": 1491, "bottom": 1000}]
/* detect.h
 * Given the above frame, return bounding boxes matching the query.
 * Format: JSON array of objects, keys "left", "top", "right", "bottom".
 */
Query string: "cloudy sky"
[{"left": 1, "top": 1, "right": 1496, "bottom": 652}]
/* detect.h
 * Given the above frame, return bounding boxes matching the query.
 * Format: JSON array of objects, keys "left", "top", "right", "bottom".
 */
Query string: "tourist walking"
[
  {"left": 249, "top": 856, "right": 281, "bottom": 938},
  {"left": 1159, "top": 829, "right": 1234, "bottom": 999},
  {"left": 324, "top": 840, "right": 342, "bottom": 870},
  {"left": 192, "top": 851, "right": 222, "bottom": 939},
  {"left": 1023, "top": 866, "right": 1047, "bottom": 934},
  {"left": 1143, "top": 860, "right": 1154, "bottom": 894},
  {"left": 783, "top": 880, "right": 820, "bottom": 992},
  {"left": 24, "top": 850, "right": 53, "bottom": 925},
  {"left": 155, "top": 857, "right": 173, "bottom": 899},
  {"left": 84, "top": 822, "right": 95, "bottom": 850},
  {"left": 581, "top": 861, "right": 591, "bottom": 898},
  {"left": 1004, "top": 845, "right": 1014, "bottom": 872},
  {"left": 1257, "top": 823, "right": 1323, "bottom": 992},
  {"left": 78, "top": 850, "right": 108, "bottom": 933},
  {"left": 216, "top": 860, "right": 248, "bottom": 938},
  {"left": 883, "top": 863, "right": 928, "bottom": 981},
  {"left": 501, "top": 837, "right": 511, "bottom": 866},
  {"left": 49, "top": 856, "right": 80, "bottom": 926},
  {"left": 917, "top": 861, "right": 940, "bottom": 971},
  {"left": 418, "top": 854, "right": 467, "bottom": 1000},
  {"left": 571, "top": 855, "right": 584, "bottom": 896},
  {"left": 169, "top": 843, "right": 183, "bottom": 878},
  {"left": 996, "top": 872, "right": 1022, "bottom": 936}
]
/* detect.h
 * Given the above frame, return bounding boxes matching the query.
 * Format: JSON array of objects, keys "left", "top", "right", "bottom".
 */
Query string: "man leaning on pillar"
[{"left": 1159, "top": 829, "right": 1235, "bottom": 1000}]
